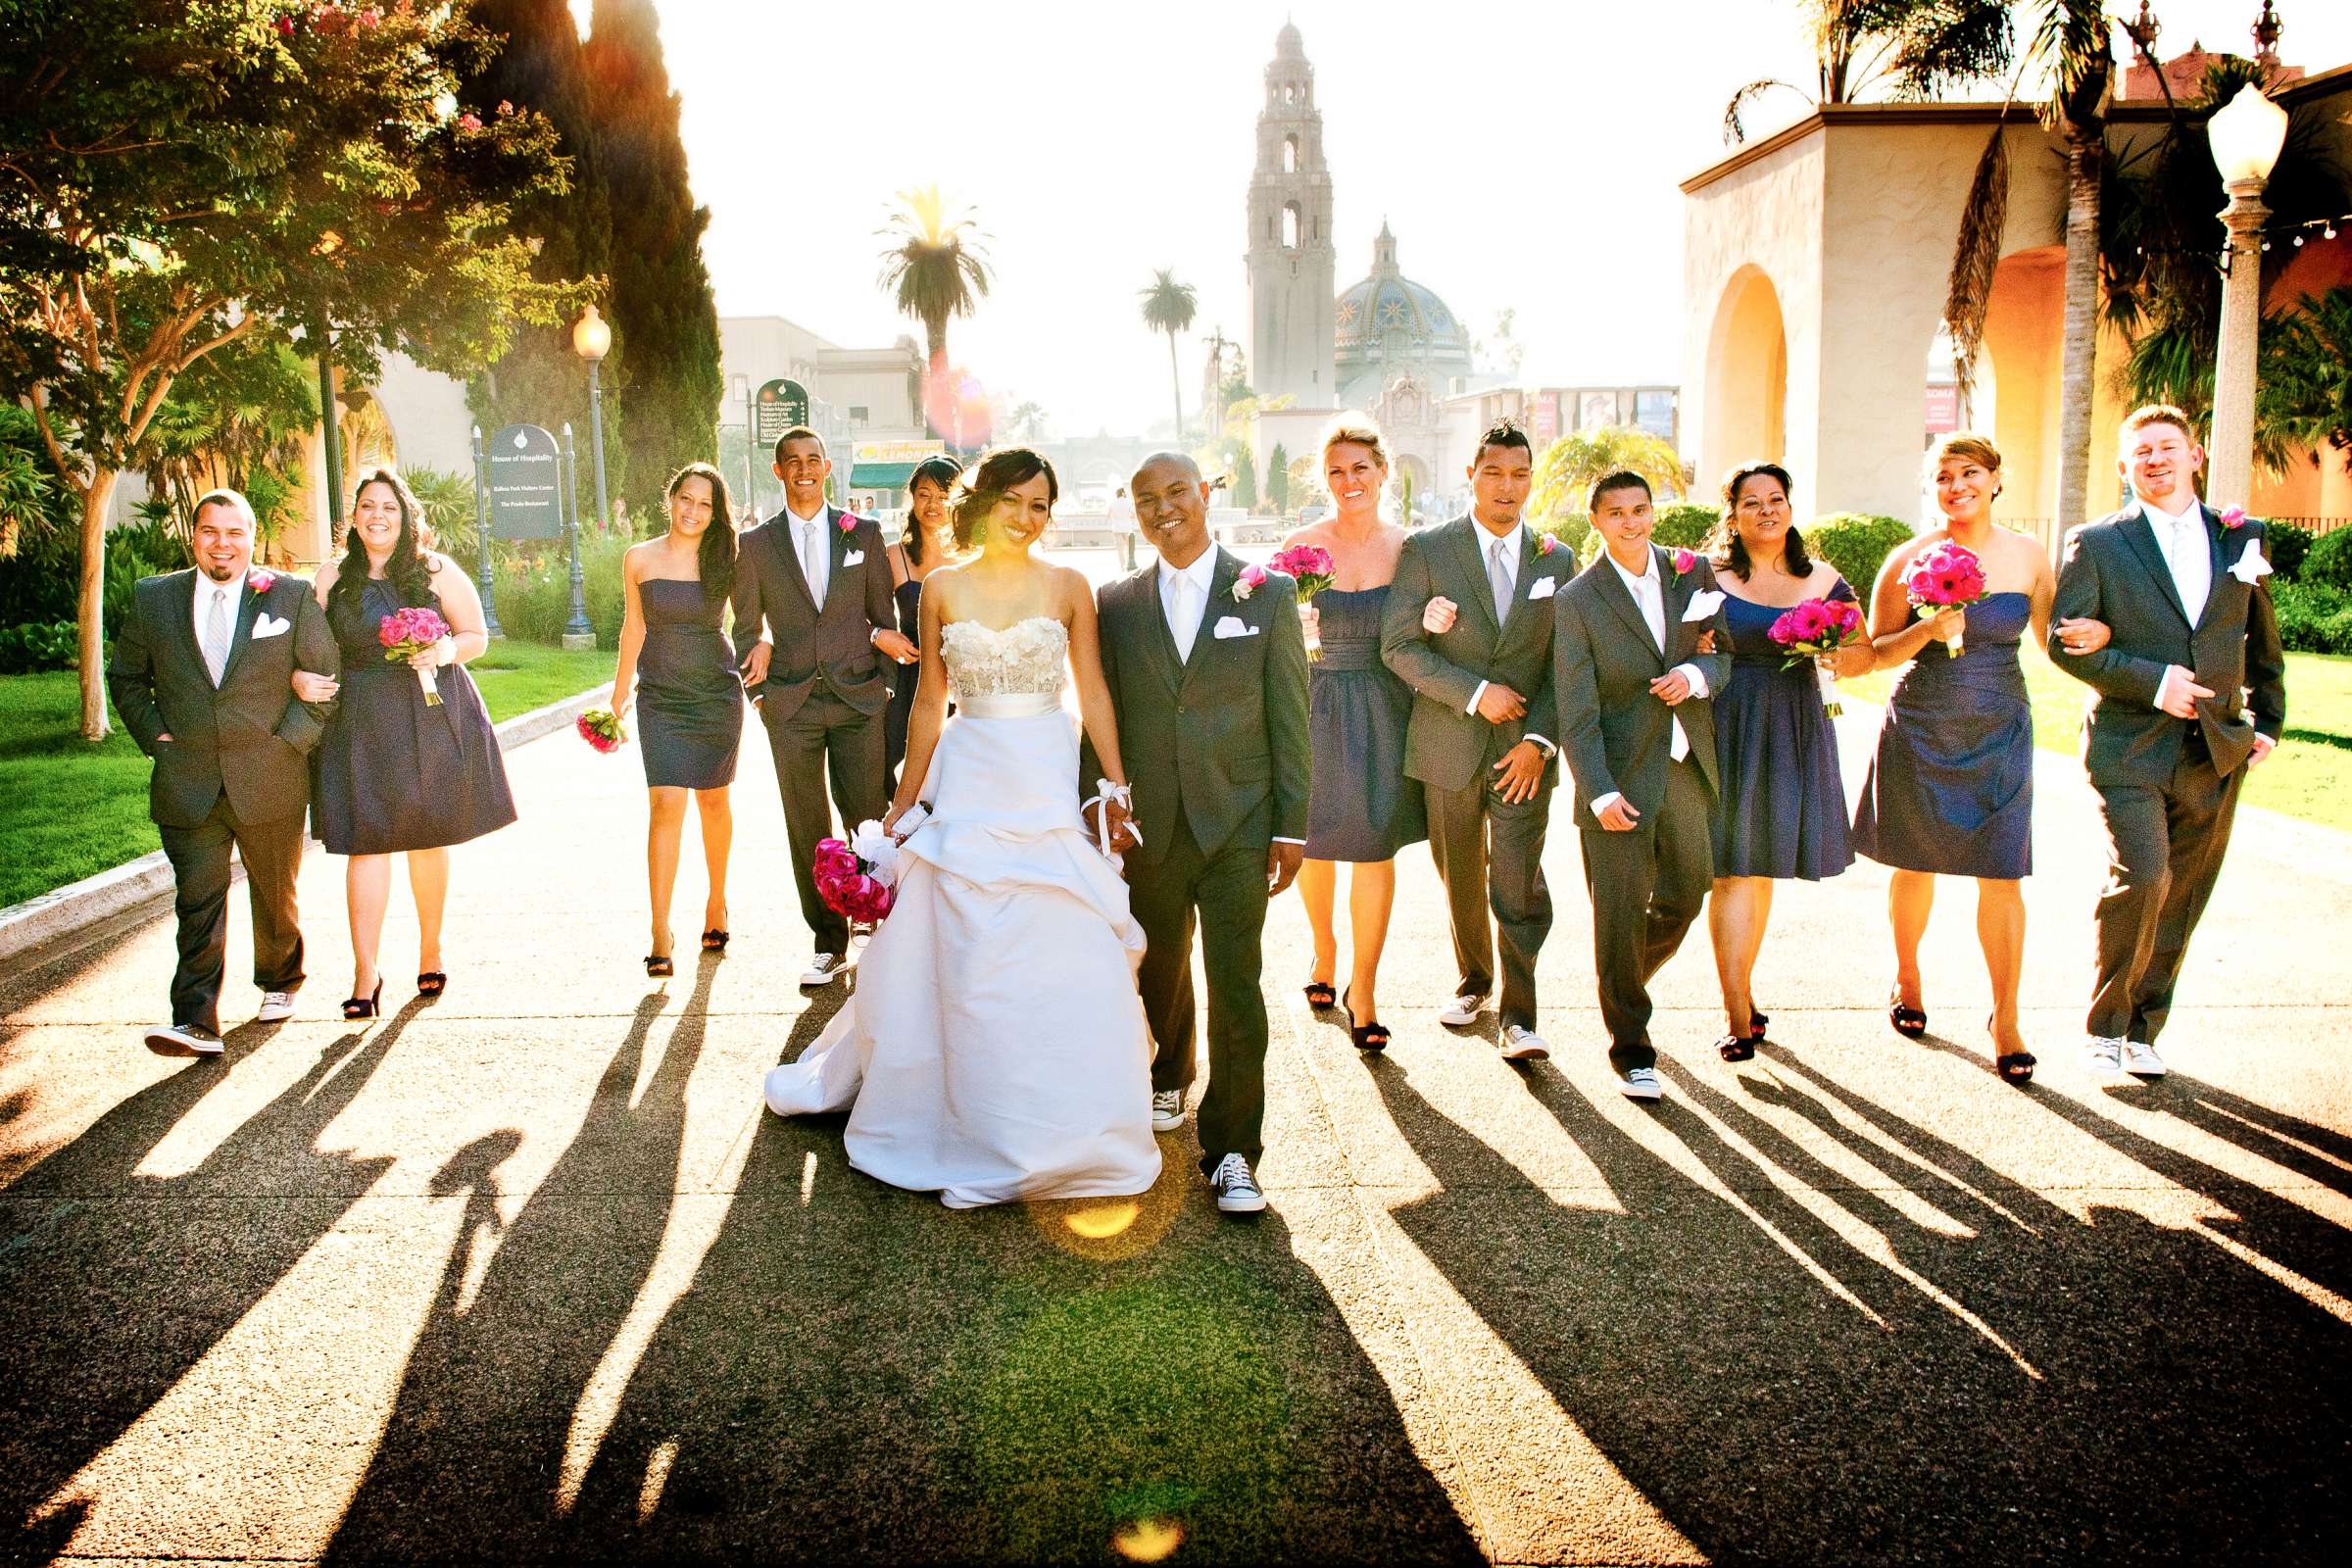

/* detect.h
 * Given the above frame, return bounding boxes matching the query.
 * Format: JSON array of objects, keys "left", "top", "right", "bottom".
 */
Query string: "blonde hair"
[
  {"left": 2120, "top": 403, "right": 2198, "bottom": 444},
  {"left": 1318, "top": 413, "right": 1390, "bottom": 471}
]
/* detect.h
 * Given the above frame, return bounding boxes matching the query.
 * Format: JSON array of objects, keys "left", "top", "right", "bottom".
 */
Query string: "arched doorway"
[
  {"left": 1704, "top": 265, "right": 1788, "bottom": 484},
  {"left": 1978, "top": 245, "right": 2063, "bottom": 540}
]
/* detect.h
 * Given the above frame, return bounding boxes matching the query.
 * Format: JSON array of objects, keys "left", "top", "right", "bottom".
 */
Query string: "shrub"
[
  {"left": 1652, "top": 504, "right": 1720, "bottom": 549},
  {"left": 101, "top": 514, "right": 192, "bottom": 640},
  {"left": 2265, "top": 519, "right": 2314, "bottom": 581},
  {"left": 0, "top": 619, "right": 77, "bottom": 673},
  {"left": 2298, "top": 525, "right": 2352, "bottom": 593},
  {"left": 486, "top": 528, "right": 627, "bottom": 649},
  {"left": 2272, "top": 579, "right": 2352, "bottom": 654},
  {"left": 1808, "top": 513, "right": 1915, "bottom": 594},
  {"left": 1537, "top": 512, "right": 1592, "bottom": 561},
  {"left": 406, "top": 466, "right": 480, "bottom": 564}
]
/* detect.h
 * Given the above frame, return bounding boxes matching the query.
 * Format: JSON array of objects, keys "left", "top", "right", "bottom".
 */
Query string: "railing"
[{"left": 2269, "top": 515, "right": 2351, "bottom": 536}]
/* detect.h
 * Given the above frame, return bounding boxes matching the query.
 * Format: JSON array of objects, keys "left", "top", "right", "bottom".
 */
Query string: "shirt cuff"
[
  {"left": 1590, "top": 791, "right": 1625, "bottom": 822},
  {"left": 1466, "top": 679, "right": 1488, "bottom": 716},
  {"left": 2155, "top": 664, "right": 2188, "bottom": 713},
  {"left": 1522, "top": 732, "right": 1555, "bottom": 757},
  {"left": 1272, "top": 836, "right": 1305, "bottom": 846},
  {"left": 1672, "top": 662, "right": 1709, "bottom": 700}
]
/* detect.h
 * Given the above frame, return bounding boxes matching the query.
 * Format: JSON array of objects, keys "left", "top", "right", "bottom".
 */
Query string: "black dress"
[
  {"left": 1712, "top": 583, "right": 1857, "bottom": 881},
  {"left": 1303, "top": 585, "right": 1426, "bottom": 861},
  {"left": 318, "top": 578, "right": 516, "bottom": 856},
  {"left": 884, "top": 572, "right": 922, "bottom": 785},
  {"left": 636, "top": 576, "right": 744, "bottom": 790}
]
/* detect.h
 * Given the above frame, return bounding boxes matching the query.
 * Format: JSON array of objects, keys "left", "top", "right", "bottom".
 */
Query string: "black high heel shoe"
[
  {"left": 1302, "top": 979, "right": 1337, "bottom": 1011},
  {"left": 1748, "top": 1009, "right": 1770, "bottom": 1040},
  {"left": 342, "top": 980, "right": 382, "bottom": 1021},
  {"left": 416, "top": 971, "right": 447, "bottom": 999},
  {"left": 1342, "top": 986, "right": 1390, "bottom": 1053},
  {"left": 645, "top": 932, "right": 674, "bottom": 979},
  {"left": 701, "top": 929, "right": 730, "bottom": 954},
  {"left": 1990, "top": 1012, "right": 2035, "bottom": 1084},
  {"left": 1887, "top": 986, "right": 1928, "bottom": 1040}
]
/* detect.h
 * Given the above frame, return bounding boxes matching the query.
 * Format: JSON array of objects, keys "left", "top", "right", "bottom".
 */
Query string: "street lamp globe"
[
  {"left": 2208, "top": 83, "right": 2288, "bottom": 186},
  {"left": 571, "top": 303, "right": 612, "bottom": 362}
]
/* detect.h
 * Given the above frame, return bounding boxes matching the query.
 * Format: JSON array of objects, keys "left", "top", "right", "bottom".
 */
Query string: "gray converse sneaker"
[
  {"left": 800, "top": 953, "right": 850, "bottom": 987},
  {"left": 1618, "top": 1066, "right": 1663, "bottom": 1102},
  {"left": 1151, "top": 1089, "right": 1185, "bottom": 1132},
  {"left": 1210, "top": 1152, "right": 1266, "bottom": 1214},
  {"left": 256, "top": 991, "right": 298, "bottom": 1023},
  {"left": 143, "top": 1022, "right": 222, "bottom": 1057},
  {"left": 1499, "top": 1025, "right": 1549, "bottom": 1061},
  {"left": 2082, "top": 1036, "right": 2126, "bottom": 1075},
  {"left": 2122, "top": 1039, "right": 2167, "bottom": 1077}
]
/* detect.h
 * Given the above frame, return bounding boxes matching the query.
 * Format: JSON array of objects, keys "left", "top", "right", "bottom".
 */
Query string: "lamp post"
[
  {"left": 469, "top": 422, "right": 500, "bottom": 637},
  {"left": 561, "top": 421, "right": 594, "bottom": 650},
  {"left": 2206, "top": 82, "right": 2289, "bottom": 512},
  {"left": 572, "top": 303, "right": 614, "bottom": 533},
  {"left": 733, "top": 372, "right": 755, "bottom": 517}
]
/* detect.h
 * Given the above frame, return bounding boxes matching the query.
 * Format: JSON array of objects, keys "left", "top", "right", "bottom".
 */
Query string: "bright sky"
[{"left": 598, "top": 0, "right": 2352, "bottom": 436}]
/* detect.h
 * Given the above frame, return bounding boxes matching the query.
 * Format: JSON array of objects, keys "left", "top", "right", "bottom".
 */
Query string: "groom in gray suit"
[
  {"left": 1085, "top": 452, "right": 1310, "bottom": 1216},
  {"left": 732, "top": 426, "right": 918, "bottom": 987},
  {"left": 2048, "top": 405, "right": 2286, "bottom": 1078},
  {"left": 1380, "top": 419, "right": 1571, "bottom": 1060},
  {"left": 1551, "top": 471, "right": 1733, "bottom": 1102}
]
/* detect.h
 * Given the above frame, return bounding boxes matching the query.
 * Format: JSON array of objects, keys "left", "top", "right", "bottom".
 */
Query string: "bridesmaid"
[
  {"left": 1288, "top": 415, "right": 1425, "bottom": 1051},
  {"left": 1852, "top": 434, "right": 2107, "bottom": 1083},
  {"left": 884, "top": 455, "right": 962, "bottom": 790},
  {"left": 1706, "top": 462, "right": 1871, "bottom": 1061},
  {"left": 298, "top": 466, "right": 515, "bottom": 1018},
  {"left": 612, "top": 463, "right": 745, "bottom": 976}
]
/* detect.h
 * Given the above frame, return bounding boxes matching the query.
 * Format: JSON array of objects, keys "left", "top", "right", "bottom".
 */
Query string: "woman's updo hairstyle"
[
  {"left": 949, "top": 446, "right": 1058, "bottom": 553},
  {"left": 1930, "top": 432, "right": 2005, "bottom": 497},
  {"left": 1710, "top": 459, "right": 1815, "bottom": 579}
]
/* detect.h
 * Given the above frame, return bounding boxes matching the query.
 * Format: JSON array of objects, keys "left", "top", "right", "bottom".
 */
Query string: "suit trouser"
[
  {"left": 1578, "top": 757, "right": 1713, "bottom": 1075},
  {"left": 156, "top": 793, "right": 306, "bottom": 1034},
  {"left": 1129, "top": 816, "right": 1271, "bottom": 1174},
  {"left": 1425, "top": 773, "right": 1553, "bottom": 1029},
  {"left": 761, "top": 688, "right": 887, "bottom": 955},
  {"left": 2088, "top": 737, "right": 2243, "bottom": 1046}
]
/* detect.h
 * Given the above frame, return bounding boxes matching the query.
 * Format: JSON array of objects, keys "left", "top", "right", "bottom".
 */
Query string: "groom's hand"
[
  {"left": 740, "top": 640, "right": 772, "bottom": 690},
  {"left": 1491, "top": 740, "right": 1546, "bottom": 804},
  {"left": 1102, "top": 798, "right": 1140, "bottom": 855},
  {"left": 1474, "top": 682, "right": 1526, "bottom": 724},
  {"left": 873, "top": 628, "right": 918, "bottom": 664},
  {"left": 1266, "top": 842, "right": 1303, "bottom": 896}
]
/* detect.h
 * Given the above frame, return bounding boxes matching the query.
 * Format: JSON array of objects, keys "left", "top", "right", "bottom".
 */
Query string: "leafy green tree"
[
  {"left": 1140, "top": 269, "right": 1198, "bottom": 444},
  {"left": 2259, "top": 287, "right": 2352, "bottom": 469},
  {"left": 1267, "top": 442, "right": 1291, "bottom": 514},
  {"left": 589, "top": 0, "right": 720, "bottom": 523},
  {"left": 1232, "top": 444, "right": 1257, "bottom": 511},
  {"left": 138, "top": 340, "right": 319, "bottom": 548},
  {"left": 879, "top": 186, "right": 991, "bottom": 440},
  {"left": 1723, "top": 0, "right": 2017, "bottom": 142},
  {"left": 0, "top": 0, "right": 580, "bottom": 737}
]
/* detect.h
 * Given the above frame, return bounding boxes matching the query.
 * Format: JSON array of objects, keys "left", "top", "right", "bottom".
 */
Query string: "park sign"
[
  {"left": 755, "top": 378, "right": 810, "bottom": 445},
  {"left": 487, "top": 423, "right": 564, "bottom": 540}
]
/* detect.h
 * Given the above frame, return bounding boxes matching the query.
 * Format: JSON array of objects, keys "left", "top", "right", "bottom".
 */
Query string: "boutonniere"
[
  {"left": 1535, "top": 532, "right": 1560, "bottom": 558},
  {"left": 2220, "top": 506, "right": 2249, "bottom": 530},
  {"left": 1232, "top": 564, "right": 1268, "bottom": 602},
  {"left": 248, "top": 568, "right": 276, "bottom": 595},
  {"left": 1671, "top": 548, "right": 1698, "bottom": 576},
  {"left": 835, "top": 511, "right": 859, "bottom": 534}
]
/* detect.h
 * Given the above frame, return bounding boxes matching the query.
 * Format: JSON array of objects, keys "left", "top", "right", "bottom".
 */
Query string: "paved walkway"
[{"left": 3, "top": 704, "right": 2349, "bottom": 1564}]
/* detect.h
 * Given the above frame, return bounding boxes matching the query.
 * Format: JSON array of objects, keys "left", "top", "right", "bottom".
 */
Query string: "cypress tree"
[
  {"left": 587, "top": 0, "right": 722, "bottom": 527},
  {"left": 461, "top": 0, "right": 623, "bottom": 511}
]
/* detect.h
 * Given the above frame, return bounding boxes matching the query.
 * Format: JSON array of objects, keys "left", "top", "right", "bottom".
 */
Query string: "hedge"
[
  {"left": 2298, "top": 526, "right": 2352, "bottom": 594},
  {"left": 1802, "top": 513, "right": 1914, "bottom": 594},
  {"left": 2272, "top": 579, "right": 2352, "bottom": 655}
]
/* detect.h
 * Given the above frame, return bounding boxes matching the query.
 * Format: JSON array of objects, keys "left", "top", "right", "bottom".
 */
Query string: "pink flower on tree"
[{"left": 456, "top": 113, "right": 483, "bottom": 132}]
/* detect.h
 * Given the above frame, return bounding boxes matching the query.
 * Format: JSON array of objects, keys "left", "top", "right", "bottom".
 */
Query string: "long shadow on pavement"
[
  {"left": 0, "top": 1014, "right": 400, "bottom": 1555},
  {"left": 1367, "top": 1052, "right": 2352, "bottom": 1564}
]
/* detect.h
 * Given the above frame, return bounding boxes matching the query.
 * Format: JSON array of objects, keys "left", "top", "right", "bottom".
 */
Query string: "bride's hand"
[{"left": 1101, "top": 797, "right": 1140, "bottom": 855}]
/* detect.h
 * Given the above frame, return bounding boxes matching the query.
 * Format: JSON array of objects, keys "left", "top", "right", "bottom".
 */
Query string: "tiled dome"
[{"left": 1335, "top": 222, "right": 1472, "bottom": 393}]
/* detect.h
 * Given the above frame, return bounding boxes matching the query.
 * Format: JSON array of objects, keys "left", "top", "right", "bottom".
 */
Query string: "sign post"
[
  {"left": 469, "top": 423, "right": 501, "bottom": 636},
  {"left": 754, "top": 377, "right": 810, "bottom": 451}
]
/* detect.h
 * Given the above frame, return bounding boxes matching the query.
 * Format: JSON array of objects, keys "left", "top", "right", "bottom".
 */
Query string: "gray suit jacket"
[
  {"left": 1550, "top": 546, "right": 1735, "bottom": 825},
  {"left": 730, "top": 504, "right": 898, "bottom": 723},
  {"left": 2048, "top": 503, "right": 2286, "bottom": 786},
  {"left": 1379, "top": 514, "right": 1572, "bottom": 793},
  {"left": 105, "top": 568, "right": 339, "bottom": 829},
  {"left": 1085, "top": 548, "right": 1312, "bottom": 865}
]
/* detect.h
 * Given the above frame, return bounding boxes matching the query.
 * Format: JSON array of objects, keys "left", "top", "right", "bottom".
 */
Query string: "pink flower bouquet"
[
  {"left": 1900, "top": 541, "right": 1987, "bottom": 657},
  {"left": 377, "top": 605, "right": 453, "bottom": 707},
  {"left": 814, "top": 823, "right": 899, "bottom": 926},
  {"left": 1265, "top": 544, "right": 1337, "bottom": 660},
  {"left": 576, "top": 709, "right": 626, "bottom": 753},
  {"left": 1768, "top": 596, "right": 1867, "bottom": 716}
]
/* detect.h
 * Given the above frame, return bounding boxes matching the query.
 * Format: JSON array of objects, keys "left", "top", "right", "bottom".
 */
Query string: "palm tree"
[
  {"left": 1526, "top": 426, "right": 1689, "bottom": 553},
  {"left": 1139, "top": 269, "right": 1198, "bottom": 443},
  {"left": 877, "top": 185, "right": 991, "bottom": 441},
  {"left": 1004, "top": 399, "right": 1050, "bottom": 443},
  {"left": 1723, "top": 0, "right": 2016, "bottom": 142}
]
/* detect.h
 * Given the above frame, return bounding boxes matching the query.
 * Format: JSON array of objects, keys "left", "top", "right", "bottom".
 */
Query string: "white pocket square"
[
  {"left": 250, "top": 613, "right": 291, "bottom": 640},
  {"left": 843, "top": 550, "right": 865, "bottom": 565},
  {"left": 1212, "top": 615, "right": 1257, "bottom": 639},
  {"left": 1527, "top": 575, "right": 1558, "bottom": 601},
  {"left": 1681, "top": 590, "right": 1725, "bottom": 622},
  {"left": 2228, "top": 539, "right": 2273, "bottom": 586}
]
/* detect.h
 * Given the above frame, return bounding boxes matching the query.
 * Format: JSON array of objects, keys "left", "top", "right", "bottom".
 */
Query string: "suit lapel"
[
  {"left": 770, "top": 511, "right": 818, "bottom": 615},
  {"left": 1495, "top": 528, "right": 1550, "bottom": 638},
  {"left": 215, "top": 575, "right": 266, "bottom": 686},
  {"left": 2120, "top": 507, "right": 2192, "bottom": 629},
  {"left": 1591, "top": 553, "right": 1665, "bottom": 668},
  {"left": 1449, "top": 517, "right": 1503, "bottom": 639},
  {"left": 1183, "top": 551, "right": 1240, "bottom": 678},
  {"left": 172, "top": 570, "right": 209, "bottom": 678},
  {"left": 1131, "top": 570, "right": 1184, "bottom": 696},
  {"left": 2193, "top": 505, "right": 2230, "bottom": 632}
]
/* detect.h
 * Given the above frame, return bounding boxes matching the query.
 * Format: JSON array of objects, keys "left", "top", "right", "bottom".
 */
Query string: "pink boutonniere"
[
  {"left": 2220, "top": 506, "right": 2248, "bottom": 530},
  {"left": 1672, "top": 548, "right": 1698, "bottom": 576},
  {"left": 1536, "top": 533, "right": 1560, "bottom": 557},
  {"left": 248, "top": 568, "right": 276, "bottom": 595},
  {"left": 1232, "top": 564, "right": 1269, "bottom": 601},
  {"left": 836, "top": 511, "right": 859, "bottom": 534}
]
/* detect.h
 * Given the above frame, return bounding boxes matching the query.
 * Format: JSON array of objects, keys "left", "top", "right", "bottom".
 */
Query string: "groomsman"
[
  {"left": 1550, "top": 471, "right": 1733, "bottom": 1101},
  {"left": 732, "top": 426, "right": 919, "bottom": 986},
  {"left": 105, "top": 489, "right": 338, "bottom": 1056},
  {"left": 1380, "top": 419, "right": 1570, "bottom": 1058},
  {"left": 2049, "top": 405, "right": 2286, "bottom": 1077},
  {"left": 1086, "top": 452, "right": 1311, "bottom": 1215}
]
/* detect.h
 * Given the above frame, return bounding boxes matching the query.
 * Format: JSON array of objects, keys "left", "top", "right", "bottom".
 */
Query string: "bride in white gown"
[{"left": 761, "top": 449, "right": 1160, "bottom": 1207}]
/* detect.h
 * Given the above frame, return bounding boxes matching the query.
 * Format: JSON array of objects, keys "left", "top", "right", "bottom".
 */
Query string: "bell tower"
[{"left": 1246, "top": 21, "right": 1336, "bottom": 404}]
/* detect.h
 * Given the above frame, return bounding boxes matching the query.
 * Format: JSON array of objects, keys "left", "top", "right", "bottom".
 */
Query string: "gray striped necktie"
[
  {"left": 1489, "top": 537, "right": 1514, "bottom": 625},
  {"left": 202, "top": 583, "right": 232, "bottom": 685}
]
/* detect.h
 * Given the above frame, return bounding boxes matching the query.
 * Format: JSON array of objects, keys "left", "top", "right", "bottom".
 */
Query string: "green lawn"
[
  {"left": 0, "top": 641, "right": 610, "bottom": 909},
  {"left": 1843, "top": 647, "right": 2352, "bottom": 830}
]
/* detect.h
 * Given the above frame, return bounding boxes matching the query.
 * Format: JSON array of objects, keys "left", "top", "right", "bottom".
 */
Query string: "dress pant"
[
  {"left": 1128, "top": 815, "right": 1271, "bottom": 1174},
  {"left": 761, "top": 688, "right": 887, "bottom": 955},
  {"left": 2088, "top": 729, "right": 2244, "bottom": 1046},
  {"left": 1578, "top": 757, "right": 1713, "bottom": 1075},
  {"left": 156, "top": 793, "right": 306, "bottom": 1034},
  {"left": 1425, "top": 772, "right": 1553, "bottom": 1029}
]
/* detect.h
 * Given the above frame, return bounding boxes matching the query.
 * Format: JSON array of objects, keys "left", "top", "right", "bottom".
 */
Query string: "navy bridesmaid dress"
[
  {"left": 1303, "top": 585, "right": 1425, "bottom": 861},
  {"left": 1851, "top": 591, "right": 2034, "bottom": 879},
  {"left": 1713, "top": 581, "right": 1857, "bottom": 881}
]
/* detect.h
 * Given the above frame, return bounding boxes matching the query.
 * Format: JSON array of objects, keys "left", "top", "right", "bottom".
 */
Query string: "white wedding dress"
[{"left": 761, "top": 615, "right": 1162, "bottom": 1207}]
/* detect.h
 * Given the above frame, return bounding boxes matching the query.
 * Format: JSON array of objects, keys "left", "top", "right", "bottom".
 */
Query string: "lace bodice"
[{"left": 941, "top": 615, "right": 1068, "bottom": 701}]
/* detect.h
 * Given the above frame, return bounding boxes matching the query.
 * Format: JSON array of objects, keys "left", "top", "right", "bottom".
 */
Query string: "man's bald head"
[
  {"left": 1131, "top": 450, "right": 1200, "bottom": 490},
  {"left": 1130, "top": 451, "right": 1212, "bottom": 568}
]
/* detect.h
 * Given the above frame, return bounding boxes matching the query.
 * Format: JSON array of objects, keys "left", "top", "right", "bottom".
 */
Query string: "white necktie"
[
  {"left": 1168, "top": 572, "right": 1198, "bottom": 663},
  {"left": 202, "top": 584, "right": 231, "bottom": 686},
  {"left": 1489, "top": 536, "right": 1514, "bottom": 625},
  {"left": 802, "top": 520, "right": 826, "bottom": 611},
  {"left": 1630, "top": 569, "right": 1688, "bottom": 761}
]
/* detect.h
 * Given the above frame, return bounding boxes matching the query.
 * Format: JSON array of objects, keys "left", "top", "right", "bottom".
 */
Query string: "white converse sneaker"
[
  {"left": 1151, "top": 1089, "right": 1186, "bottom": 1132},
  {"left": 800, "top": 953, "right": 850, "bottom": 987},
  {"left": 1618, "top": 1066, "right": 1663, "bottom": 1102},
  {"left": 256, "top": 991, "right": 297, "bottom": 1023},
  {"left": 1437, "top": 990, "right": 1490, "bottom": 1028},
  {"left": 2082, "top": 1036, "right": 2126, "bottom": 1075},
  {"left": 1210, "top": 1152, "right": 1267, "bottom": 1214},
  {"left": 2122, "top": 1039, "right": 2167, "bottom": 1077},
  {"left": 1499, "top": 1025, "right": 1549, "bottom": 1061}
]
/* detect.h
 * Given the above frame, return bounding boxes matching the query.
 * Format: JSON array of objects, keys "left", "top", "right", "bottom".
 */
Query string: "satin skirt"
[{"left": 761, "top": 699, "right": 1161, "bottom": 1207}]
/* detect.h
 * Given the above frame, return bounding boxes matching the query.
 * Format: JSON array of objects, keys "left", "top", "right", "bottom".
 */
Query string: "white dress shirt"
[
  {"left": 2137, "top": 493, "right": 2211, "bottom": 627},
  {"left": 192, "top": 573, "right": 238, "bottom": 687},
  {"left": 1590, "top": 548, "right": 1712, "bottom": 823},
  {"left": 785, "top": 502, "right": 831, "bottom": 611},
  {"left": 1462, "top": 520, "right": 1555, "bottom": 757},
  {"left": 1156, "top": 549, "right": 1302, "bottom": 846}
]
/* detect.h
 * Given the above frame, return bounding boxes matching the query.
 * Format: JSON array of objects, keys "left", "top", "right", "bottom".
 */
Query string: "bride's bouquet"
[{"left": 814, "top": 819, "right": 904, "bottom": 925}]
